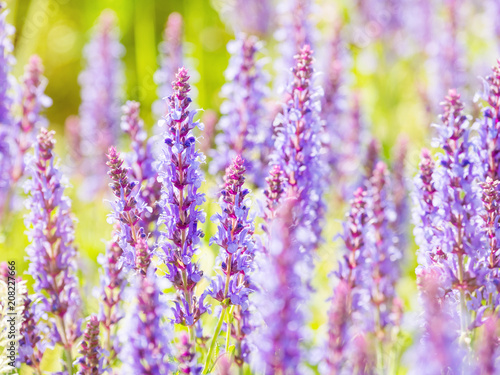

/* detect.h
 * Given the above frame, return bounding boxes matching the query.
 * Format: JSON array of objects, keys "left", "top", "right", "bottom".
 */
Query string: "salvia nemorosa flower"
[
  {"left": 476, "top": 59, "right": 500, "bottom": 180},
  {"left": 391, "top": 136, "right": 409, "bottom": 251},
  {"left": 274, "top": 0, "right": 314, "bottom": 92},
  {"left": 262, "top": 164, "right": 285, "bottom": 229},
  {"left": 253, "top": 199, "right": 305, "bottom": 374},
  {"left": 18, "top": 290, "right": 47, "bottom": 371},
  {"left": 121, "top": 270, "right": 173, "bottom": 375},
  {"left": 177, "top": 333, "right": 202, "bottom": 374},
  {"left": 157, "top": 67, "right": 208, "bottom": 329},
  {"left": 121, "top": 100, "right": 161, "bottom": 236},
  {"left": 413, "top": 148, "right": 438, "bottom": 267},
  {"left": 271, "top": 45, "right": 326, "bottom": 253},
  {"left": 12, "top": 55, "right": 52, "bottom": 183},
  {"left": 154, "top": 12, "right": 183, "bottom": 119},
  {"left": 210, "top": 34, "right": 270, "bottom": 187},
  {"left": 411, "top": 268, "right": 464, "bottom": 375},
  {"left": 427, "top": 90, "right": 486, "bottom": 326},
  {"left": 24, "top": 127, "right": 81, "bottom": 373},
  {"left": 0, "top": 2, "right": 15, "bottom": 210},
  {"left": 79, "top": 10, "right": 124, "bottom": 196},
  {"left": 364, "top": 161, "right": 401, "bottom": 335},
  {"left": 98, "top": 237, "right": 126, "bottom": 366},
  {"left": 76, "top": 315, "right": 103, "bottom": 375},
  {"left": 207, "top": 155, "right": 255, "bottom": 365},
  {"left": 106, "top": 146, "right": 150, "bottom": 273}
]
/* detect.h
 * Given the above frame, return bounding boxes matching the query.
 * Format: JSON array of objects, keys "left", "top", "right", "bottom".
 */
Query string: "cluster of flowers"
[{"left": 2, "top": 0, "right": 500, "bottom": 374}]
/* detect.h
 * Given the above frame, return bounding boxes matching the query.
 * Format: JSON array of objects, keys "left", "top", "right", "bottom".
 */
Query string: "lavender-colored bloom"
[
  {"left": 98, "top": 238, "right": 126, "bottom": 366},
  {"left": 229, "top": 0, "right": 272, "bottom": 36},
  {"left": 154, "top": 12, "right": 183, "bottom": 119},
  {"left": 271, "top": 45, "right": 326, "bottom": 253},
  {"left": 429, "top": 90, "right": 486, "bottom": 319},
  {"left": 253, "top": 200, "right": 305, "bottom": 374},
  {"left": 79, "top": 10, "right": 124, "bottom": 196},
  {"left": 12, "top": 55, "right": 52, "bottom": 183},
  {"left": 0, "top": 2, "right": 15, "bottom": 203},
  {"left": 391, "top": 136, "right": 409, "bottom": 251},
  {"left": 262, "top": 164, "right": 285, "bottom": 232},
  {"left": 106, "top": 146, "right": 150, "bottom": 273},
  {"left": 210, "top": 34, "right": 270, "bottom": 187},
  {"left": 363, "top": 138, "right": 381, "bottom": 180},
  {"left": 412, "top": 149, "right": 439, "bottom": 266},
  {"left": 121, "top": 101, "right": 161, "bottom": 236},
  {"left": 24, "top": 128, "right": 81, "bottom": 371},
  {"left": 364, "top": 162, "right": 401, "bottom": 332},
  {"left": 177, "top": 333, "right": 202, "bottom": 374},
  {"left": 274, "top": 0, "right": 315, "bottom": 92},
  {"left": 76, "top": 315, "right": 103, "bottom": 375},
  {"left": 208, "top": 155, "right": 256, "bottom": 364},
  {"left": 476, "top": 316, "right": 499, "bottom": 375},
  {"left": 157, "top": 67, "right": 208, "bottom": 328},
  {"left": 411, "top": 268, "right": 464, "bottom": 375},
  {"left": 121, "top": 270, "right": 173, "bottom": 375}
]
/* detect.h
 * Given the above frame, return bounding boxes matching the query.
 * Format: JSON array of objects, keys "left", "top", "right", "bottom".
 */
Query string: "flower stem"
[{"left": 203, "top": 306, "right": 227, "bottom": 374}]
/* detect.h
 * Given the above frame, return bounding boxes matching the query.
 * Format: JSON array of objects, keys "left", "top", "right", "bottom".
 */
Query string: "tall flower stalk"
[
  {"left": 154, "top": 12, "right": 183, "bottom": 119},
  {"left": 271, "top": 44, "right": 326, "bottom": 253},
  {"left": 24, "top": 128, "right": 81, "bottom": 374},
  {"left": 76, "top": 315, "right": 102, "bottom": 375},
  {"left": 157, "top": 67, "right": 208, "bottom": 340},
  {"left": 210, "top": 34, "right": 270, "bottom": 186},
  {"left": 121, "top": 101, "right": 161, "bottom": 236},
  {"left": 204, "top": 155, "right": 256, "bottom": 372},
  {"left": 79, "top": 10, "right": 124, "bottom": 196},
  {"left": 106, "top": 146, "right": 150, "bottom": 274}
]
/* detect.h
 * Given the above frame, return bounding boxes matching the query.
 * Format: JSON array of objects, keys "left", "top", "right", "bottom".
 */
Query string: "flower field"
[{"left": 1, "top": 0, "right": 500, "bottom": 374}]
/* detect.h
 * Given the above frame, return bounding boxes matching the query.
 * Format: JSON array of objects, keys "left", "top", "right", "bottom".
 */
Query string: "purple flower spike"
[
  {"left": 253, "top": 200, "right": 305, "bottom": 373},
  {"left": 79, "top": 10, "right": 124, "bottom": 196},
  {"left": 77, "top": 315, "right": 103, "bottom": 375},
  {"left": 210, "top": 34, "right": 270, "bottom": 187},
  {"left": 98, "top": 238, "right": 126, "bottom": 366},
  {"left": 157, "top": 67, "right": 207, "bottom": 329},
  {"left": 177, "top": 333, "right": 202, "bottom": 374},
  {"left": 24, "top": 128, "right": 81, "bottom": 372},
  {"left": 413, "top": 149, "right": 439, "bottom": 267},
  {"left": 0, "top": 2, "right": 15, "bottom": 208},
  {"left": 106, "top": 146, "right": 149, "bottom": 272},
  {"left": 271, "top": 45, "right": 326, "bottom": 253},
  {"left": 326, "top": 280, "right": 350, "bottom": 374},
  {"left": 429, "top": 90, "right": 486, "bottom": 322},
  {"left": 263, "top": 165, "right": 285, "bottom": 227},
  {"left": 208, "top": 155, "right": 256, "bottom": 364},
  {"left": 154, "top": 12, "right": 183, "bottom": 119},
  {"left": 122, "top": 270, "right": 173, "bottom": 375},
  {"left": 365, "top": 161, "right": 401, "bottom": 332},
  {"left": 411, "top": 268, "right": 464, "bottom": 375},
  {"left": 121, "top": 100, "right": 162, "bottom": 236},
  {"left": 12, "top": 55, "right": 51, "bottom": 183}
]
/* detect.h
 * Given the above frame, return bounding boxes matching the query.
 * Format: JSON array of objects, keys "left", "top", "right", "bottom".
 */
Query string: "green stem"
[
  {"left": 225, "top": 306, "right": 234, "bottom": 354},
  {"left": 203, "top": 306, "right": 227, "bottom": 374}
]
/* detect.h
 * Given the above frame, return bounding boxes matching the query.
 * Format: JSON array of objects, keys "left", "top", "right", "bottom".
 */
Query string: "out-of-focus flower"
[
  {"left": 476, "top": 315, "right": 499, "bottom": 375},
  {"left": 207, "top": 155, "right": 256, "bottom": 365},
  {"left": 210, "top": 34, "right": 270, "bottom": 187},
  {"left": 24, "top": 128, "right": 81, "bottom": 373},
  {"left": 64, "top": 115, "right": 82, "bottom": 168},
  {"left": 0, "top": 2, "right": 16, "bottom": 215},
  {"left": 177, "top": 333, "right": 202, "bottom": 374},
  {"left": 79, "top": 10, "right": 124, "bottom": 198},
  {"left": 11, "top": 55, "right": 51, "bottom": 184},
  {"left": 154, "top": 12, "right": 183, "bottom": 119},
  {"left": 76, "top": 315, "right": 103, "bottom": 375},
  {"left": 157, "top": 67, "right": 208, "bottom": 329},
  {"left": 411, "top": 268, "right": 464, "bottom": 375},
  {"left": 253, "top": 199, "right": 305, "bottom": 373},
  {"left": 121, "top": 101, "right": 161, "bottom": 237},
  {"left": 106, "top": 146, "right": 150, "bottom": 274},
  {"left": 121, "top": 270, "right": 173, "bottom": 375},
  {"left": 262, "top": 164, "right": 285, "bottom": 230},
  {"left": 98, "top": 238, "right": 126, "bottom": 366},
  {"left": 271, "top": 45, "right": 326, "bottom": 253},
  {"left": 391, "top": 136, "right": 409, "bottom": 252},
  {"left": 274, "top": 0, "right": 315, "bottom": 92},
  {"left": 199, "top": 109, "right": 217, "bottom": 155}
]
